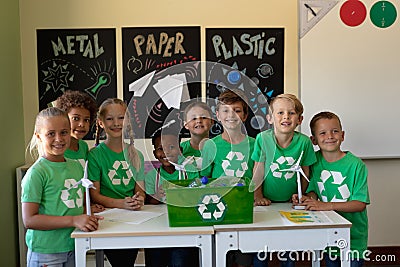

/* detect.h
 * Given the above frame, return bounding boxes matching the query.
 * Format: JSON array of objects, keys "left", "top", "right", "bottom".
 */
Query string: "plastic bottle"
[{"left": 188, "top": 176, "right": 209, "bottom": 188}]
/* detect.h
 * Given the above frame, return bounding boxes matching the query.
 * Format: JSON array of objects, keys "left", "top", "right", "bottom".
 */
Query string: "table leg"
[
  {"left": 75, "top": 238, "right": 89, "bottom": 267},
  {"left": 312, "top": 250, "right": 321, "bottom": 267},
  {"left": 197, "top": 235, "right": 213, "bottom": 267},
  {"left": 95, "top": 250, "right": 105, "bottom": 267},
  {"left": 215, "top": 232, "right": 238, "bottom": 267}
]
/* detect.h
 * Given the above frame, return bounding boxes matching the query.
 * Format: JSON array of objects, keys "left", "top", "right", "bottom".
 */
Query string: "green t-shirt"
[
  {"left": 180, "top": 139, "right": 204, "bottom": 171},
  {"left": 252, "top": 129, "right": 316, "bottom": 202},
  {"left": 145, "top": 157, "right": 199, "bottom": 195},
  {"left": 307, "top": 151, "right": 369, "bottom": 258},
  {"left": 64, "top": 139, "right": 89, "bottom": 168},
  {"left": 181, "top": 139, "right": 201, "bottom": 157},
  {"left": 87, "top": 142, "right": 145, "bottom": 199},
  {"left": 200, "top": 135, "right": 255, "bottom": 179},
  {"left": 21, "top": 157, "right": 84, "bottom": 253}
]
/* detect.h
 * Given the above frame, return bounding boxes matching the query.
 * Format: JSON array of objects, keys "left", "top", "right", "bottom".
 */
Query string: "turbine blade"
[
  {"left": 295, "top": 151, "right": 304, "bottom": 166},
  {"left": 298, "top": 168, "right": 310, "bottom": 182}
]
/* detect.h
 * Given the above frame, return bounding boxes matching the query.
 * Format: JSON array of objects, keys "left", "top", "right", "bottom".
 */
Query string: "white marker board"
[{"left": 300, "top": 0, "right": 400, "bottom": 158}]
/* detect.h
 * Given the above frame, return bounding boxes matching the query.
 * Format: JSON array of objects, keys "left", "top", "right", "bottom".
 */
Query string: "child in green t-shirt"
[
  {"left": 145, "top": 126, "right": 199, "bottom": 204},
  {"left": 144, "top": 125, "right": 199, "bottom": 267},
  {"left": 200, "top": 89, "right": 255, "bottom": 267},
  {"left": 294, "top": 111, "right": 369, "bottom": 267},
  {"left": 55, "top": 90, "right": 104, "bottom": 214},
  {"left": 22, "top": 107, "right": 102, "bottom": 266},
  {"left": 252, "top": 93, "right": 316, "bottom": 205},
  {"left": 181, "top": 101, "right": 213, "bottom": 169},
  {"left": 55, "top": 90, "right": 98, "bottom": 167},
  {"left": 252, "top": 94, "right": 316, "bottom": 267},
  {"left": 88, "top": 98, "right": 145, "bottom": 266}
]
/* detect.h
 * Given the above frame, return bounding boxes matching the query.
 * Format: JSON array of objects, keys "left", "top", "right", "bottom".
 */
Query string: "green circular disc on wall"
[{"left": 370, "top": 1, "right": 397, "bottom": 28}]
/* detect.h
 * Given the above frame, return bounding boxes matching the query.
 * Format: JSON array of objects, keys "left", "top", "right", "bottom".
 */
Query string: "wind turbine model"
[
  {"left": 167, "top": 156, "right": 194, "bottom": 180},
  {"left": 279, "top": 151, "right": 310, "bottom": 210},
  {"left": 68, "top": 161, "right": 96, "bottom": 215}
]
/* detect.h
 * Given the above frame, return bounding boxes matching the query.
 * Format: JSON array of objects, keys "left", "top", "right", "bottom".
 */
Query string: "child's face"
[
  {"left": 36, "top": 116, "right": 71, "bottom": 162},
  {"left": 153, "top": 135, "right": 181, "bottom": 167},
  {"left": 267, "top": 98, "right": 302, "bottom": 135},
  {"left": 216, "top": 102, "right": 247, "bottom": 131},
  {"left": 311, "top": 118, "right": 344, "bottom": 153},
  {"left": 184, "top": 106, "right": 213, "bottom": 137},
  {"left": 98, "top": 104, "right": 126, "bottom": 140},
  {"left": 68, "top": 107, "right": 91, "bottom": 140}
]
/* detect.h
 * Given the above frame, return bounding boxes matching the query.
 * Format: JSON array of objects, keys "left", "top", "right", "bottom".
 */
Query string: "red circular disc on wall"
[{"left": 340, "top": 0, "right": 367, "bottom": 27}]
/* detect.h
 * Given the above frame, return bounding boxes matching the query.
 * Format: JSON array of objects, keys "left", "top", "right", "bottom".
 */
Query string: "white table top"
[
  {"left": 72, "top": 204, "right": 214, "bottom": 238},
  {"left": 214, "top": 203, "right": 352, "bottom": 231}
]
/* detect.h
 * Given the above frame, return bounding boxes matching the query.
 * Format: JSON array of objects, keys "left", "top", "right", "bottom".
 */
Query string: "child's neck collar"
[
  {"left": 161, "top": 164, "right": 176, "bottom": 174},
  {"left": 69, "top": 137, "right": 79, "bottom": 151},
  {"left": 274, "top": 132, "right": 294, "bottom": 148},
  {"left": 189, "top": 134, "right": 208, "bottom": 150},
  {"left": 322, "top": 150, "right": 346, "bottom": 163},
  {"left": 104, "top": 138, "right": 123, "bottom": 153},
  {"left": 221, "top": 131, "right": 245, "bottom": 144}
]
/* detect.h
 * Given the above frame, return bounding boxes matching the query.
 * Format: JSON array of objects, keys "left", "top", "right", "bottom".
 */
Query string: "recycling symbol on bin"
[{"left": 197, "top": 194, "right": 226, "bottom": 221}]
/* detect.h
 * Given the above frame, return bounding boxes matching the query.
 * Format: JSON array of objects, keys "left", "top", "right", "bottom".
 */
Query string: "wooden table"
[
  {"left": 72, "top": 205, "right": 214, "bottom": 267},
  {"left": 214, "top": 203, "right": 352, "bottom": 267}
]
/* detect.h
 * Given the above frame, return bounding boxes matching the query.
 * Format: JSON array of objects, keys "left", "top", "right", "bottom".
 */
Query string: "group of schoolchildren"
[{"left": 21, "top": 88, "right": 369, "bottom": 267}]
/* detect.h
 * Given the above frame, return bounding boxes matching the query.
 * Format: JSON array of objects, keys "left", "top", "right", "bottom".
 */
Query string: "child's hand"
[
  {"left": 301, "top": 198, "right": 330, "bottom": 211},
  {"left": 292, "top": 194, "right": 300, "bottom": 205},
  {"left": 254, "top": 197, "right": 271, "bottom": 206},
  {"left": 292, "top": 194, "right": 313, "bottom": 205},
  {"left": 123, "top": 192, "right": 144, "bottom": 210},
  {"left": 73, "top": 214, "right": 103, "bottom": 232},
  {"left": 91, "top": 204, "right": 105, "bottom": 214}
]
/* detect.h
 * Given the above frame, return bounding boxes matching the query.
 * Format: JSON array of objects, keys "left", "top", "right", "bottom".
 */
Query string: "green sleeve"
[
  {"left": 200, "top": 139, "right": 216, "bottom": 177},
  {"left": 87, "top": 149, "right": 101, "bottom": 182},
  {"left": 144, "top": 168, "right": 157, "bottom": 195},
  {"left": 349, "top": 159, "right": 370, "bottom": 204},
  {"left": 302, "top": 137, "right": 317, "bottom": 167}
]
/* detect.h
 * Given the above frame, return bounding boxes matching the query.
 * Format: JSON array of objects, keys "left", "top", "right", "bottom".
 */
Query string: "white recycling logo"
[
  {"left": 108, "top": 160, "right": 133, "bottom": 185},
  {"left": 222, "top": 151, "right": 248, "bottom": 177},
  {"left": 270, "top": 156, "right": 296, "bottom": 180},
  {"left": 317, "top": 170, "right": 349, "bottom": 202},
  {"left": 197, "top": 194, "right": 226, "bottom": 221},
  {"left": 61, "top": 179, "right": 83, "bottom": 208}
]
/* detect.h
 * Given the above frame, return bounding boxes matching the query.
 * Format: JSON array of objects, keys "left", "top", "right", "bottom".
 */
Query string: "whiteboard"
[{"left": 300, "top": 0, "right": 400, "bottom": 158}]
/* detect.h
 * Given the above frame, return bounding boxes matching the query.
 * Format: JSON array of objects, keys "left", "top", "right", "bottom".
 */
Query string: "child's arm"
[
  {"left": 300, "top": 165, "right": 310, "bottom": 194},
  {"left": 22, "top": 202, "right": 102, "bottom": 232},
  {"left": 146, "top": 194, "right": 163, "bottom": 204},
  {"left": 301, "top": 193, "right": 367, "bottom": 212},
  {"left": 90, "top": 181, "right": 142, "bottom": 210},
  {"left": 252, "top": 161, "right": 271, "bottom": 206}
]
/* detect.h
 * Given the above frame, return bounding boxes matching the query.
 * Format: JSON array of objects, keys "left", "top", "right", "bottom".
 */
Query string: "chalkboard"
[
  {"left": 36, "top": 28, "right": 117, "bottom": 139},
  {"left": 206, "top": 28, "right": 284, "bottom": 138},
  {"left": 122, "top": 27, "right": 201, "bottom": 138},
  {"left": 300, "top": 0, "right": 400, "bottom": 158}
]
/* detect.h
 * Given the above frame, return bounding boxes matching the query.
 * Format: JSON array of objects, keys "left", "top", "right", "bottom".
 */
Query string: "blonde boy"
[{"left": 252, "top": 94, "right": 316, "bottom": 205}]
